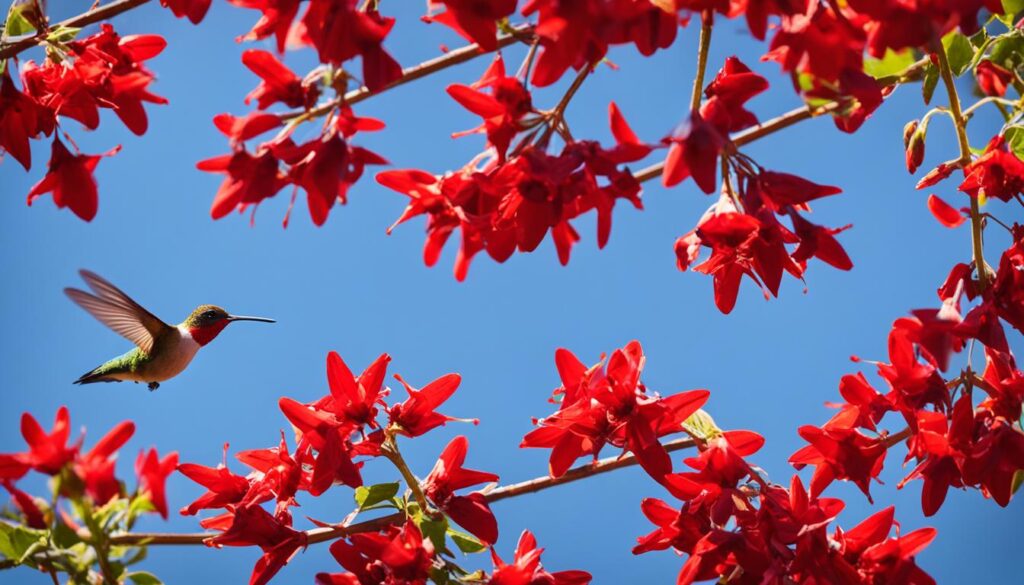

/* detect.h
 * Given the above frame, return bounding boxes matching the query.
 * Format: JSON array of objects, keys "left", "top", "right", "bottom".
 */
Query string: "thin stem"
[
  {"left": 884, "top": 427, "right": 912, "bottom": 447},
  {"left": 537, "top": 64, "right": 593, "bottom": 146},
  {"left": 690, "top": 11, "right": 713, "bottom": 112},
  {"left": 281, "top": 24, "right": 533, "bottom": 122},
  {"left": 381, "top": 434, "right": 433, "bottom": 516},
  {"left": 0, "top": 0, "right": 152, "bottom": 60},
  {"left": 99, "top": 436, "right": 698, "bottom": 548},
  {"left": 934, "top": 40, "right": 989, "bottom": 291}
]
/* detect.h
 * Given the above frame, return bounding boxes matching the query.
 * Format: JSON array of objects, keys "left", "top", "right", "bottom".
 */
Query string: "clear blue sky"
[{"left": 1, "top": 3, "right": 1020, "bottom": 583}]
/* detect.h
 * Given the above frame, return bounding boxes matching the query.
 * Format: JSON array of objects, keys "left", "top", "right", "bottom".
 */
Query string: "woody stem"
[
  {"left": 934, "top": 39, "right": 988, "bottom": 291},
  {"left": 80, "top": 436, "right": 698, "bottom": 549},
  {"left": 0, "top": 0, "right": 152, "bottom": 60},
  {"left": 690, "top": 11, "right": 714, "bottom": 112}
]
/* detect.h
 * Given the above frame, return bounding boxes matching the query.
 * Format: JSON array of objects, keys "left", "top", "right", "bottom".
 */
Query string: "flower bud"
[
  {"left": 906, "top": 131, "right": 925, "bottom": 174},
  {"left": 903, "top": 120, "right": 919, "bottom": 149}
]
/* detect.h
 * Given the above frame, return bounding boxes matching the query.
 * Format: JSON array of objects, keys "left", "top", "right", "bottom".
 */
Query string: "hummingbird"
[{"left": 65, "top": 270, "right": 274, "bottom": 391}]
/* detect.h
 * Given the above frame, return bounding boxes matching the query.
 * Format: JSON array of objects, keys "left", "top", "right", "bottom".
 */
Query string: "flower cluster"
[
  {"left": 637, "top": 444, "right": 938, "bottom": 584},
  {"left": 1, "top": 24, "right": 166, "bottom": 220},
  {"left": 0, "top": 407, "right": 176, "bottom": 580},
  {"left": 521, "top": 340, "right": 709, "bottom": 480},
  {"left": 792, "top": 225, "right": 1024, "bottom": 515},
  {"left": 176, "top": 350, "right": 589, "bottom": 585}
]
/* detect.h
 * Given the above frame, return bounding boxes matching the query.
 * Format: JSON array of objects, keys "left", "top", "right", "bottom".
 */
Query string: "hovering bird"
[{"left": 65, "top": 270, "right": 274, "bottom": 391}]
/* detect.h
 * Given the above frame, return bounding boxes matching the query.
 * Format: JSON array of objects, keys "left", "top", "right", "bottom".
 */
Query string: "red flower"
[
  {"left": 828, "top": 372, "right": 893, "bottom": 432},
  {"left": 663, "top": 433, "right": 766, "bottom": 524},
  {"left": 242, "top": 50, "right": 319, "bottom": 110},
  {"left": 898, "top": 402, "right": 972, "bottom": 516},
  {"left": 490, "top": 530, "right": 592, "bottom": 585},
  {"left": 756, "top": 171, "right": 841, "bottom": 212},
  {"left": 275, "top": 399, "right": 364, "bottom": 495},
  {"left": 790, "top": 422, "right": 888, "bottom": 501},
  {"left": 959, "top": 135, "right": 1024, "bottom": 203},
  {"left": 236, "top": 435, "right": 311, "bottom": 514},
  {"left": 522, "top": 342, "right": 709, "bottom": 480},
  {"left": 1, "top": 481, "right": 46, "bottom": 529},
  {"left": 0, "top": 68, "right": 52, "bottom": 170},
  {"left": 980, "top": 348, "right": 1024, "bottom": 421},
  {"left": 323, "top": 351, "right": 391, "bottom": 429},
  {"left": 298, "top": 0, "right": 402, "bottom": 92},
  {"left": 877, "top": 327, "right": 951, "bottom": 413},
  {"left": 228, "top": 0, "right": 301, "bottom": 53},
  {"left": 206, "top": 504, "right": 308, "bottom": 585},
  {"left": 136, "top": 448, "right": 179, "bottom": 519},
  {"left": 521, "top": 0, "right": 678, "bottom": 86},
  {"left": 837, "top": 506, "right": 937, "bottom": 584},
  {"left": 422, "top": 436, "right": 499, "bottom": 544},
  {"left": 447, "top": 53, "right": 534, "bottom": 161},
  {"left": 386, "top": 372, "right": 467, "bottom": 437},
  {"left": 317, "top": 520, "right": 433, "bottom": 585},
  {"left": 926, "top": 194, "right": 965, "bottom": 228},
  {"left": 160, "top": 0, "right": 212, "bottom": 23},
  {"left": 178, "top": 456, "right": 252, "bottom": 515},
  {"left": 16, "top": 407, "right": 79, "bottom": 476},
  {"left": 976, "top": 60, "right": 1013, "bottom": 97},
  {"left": 992, "top": 225, "right": 1024, "bottom": 335},
  {"left": 75, "top": 420, "right": 135, "bottom": 506},
  {"left": 64, "top": 25, "right": 169, "bottom": 135},
  {"left": 425, "top": 0, "right": 518, "bottom": 51},
  {"left": 198, "top": 147, "right": 288, "bottom": 220},
  {"left": 26, "top": 137, "right": 120, "bottom": 222}
]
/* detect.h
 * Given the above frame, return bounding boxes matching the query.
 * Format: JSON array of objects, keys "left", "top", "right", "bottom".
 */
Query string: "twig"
[{"left": 0, "top": 0, "right": 152, "bottom": 60}]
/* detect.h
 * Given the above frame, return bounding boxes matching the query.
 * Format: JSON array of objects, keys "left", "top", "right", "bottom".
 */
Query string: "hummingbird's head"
[{"left": 184, "top": 305, "right": 275, "bottom": 346}]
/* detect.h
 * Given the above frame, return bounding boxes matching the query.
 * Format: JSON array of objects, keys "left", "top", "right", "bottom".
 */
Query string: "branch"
[
  {"left": 103, "top": 436, "right": 698, "bottom": 547},
  {"left": 0, "top": 0, "right": 153, "bottom": 60},
  {"left": 934, "top": 40, "right": 989, "bottom": 291},
  {"left": 633, "top": 58, "right": 930, "bottom": 185},
  {"left": 281, "top": 23, "right": 534, "bottom": 121},
  {"left": 689, "top": 11, "right": 713, "bottom": 112}
]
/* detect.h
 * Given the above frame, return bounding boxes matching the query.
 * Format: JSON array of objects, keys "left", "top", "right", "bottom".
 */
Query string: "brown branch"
[
  {"left": 633, "top": 58, "right": 930, "bottom": 185},
  {"left": 0, "top": 0, "right": 153, "bottom": 60},
  {"left": 103, "top": 436, "right": 698, "bottom": 547},
  {"left": 281, "top": 23, "right": 534, "bottom": 121}
]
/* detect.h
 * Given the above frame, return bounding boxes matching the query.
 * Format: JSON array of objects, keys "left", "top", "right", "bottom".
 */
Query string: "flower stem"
[
  {"left": 538, "top": 64, "right": 593, "bottom": 146},
  {"left": 934, "top": 39, "right": 989, "bottom": 291},
  {"left": 0, "top": 0, "right": 153, "bottom": 60},
  {"left": 381, "top": 433, "right": 434, "bottom": 516},
  {"left": 97, "top": 436, "right": 698, "bottom": 548},
  {"left": 690, "top": 11, "right": 714, "bottom": 112},
  {"left": 281, "top": 24, "right": 534, "bottom": 122}
]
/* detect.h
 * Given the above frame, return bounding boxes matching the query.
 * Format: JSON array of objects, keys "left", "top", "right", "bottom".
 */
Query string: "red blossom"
[
  {"left": 298, "top": 0, "right": 402, "bottom": 92},
  {"left": 178, "top": 456, "right": 252, "bottom": 515},
  {"left": 228, "top": 0, "right": 301, "bottom": 53},
  {"left": 0, "top": 68, "right": 52, "bottom": 170},
  {"left": 521, "top": 0, "right": 678, "bottom": 86},
  {"left": 926, "top": 194, "right": 965, "bottom": 228},
  {"left": 422, "top": 435, "right": 499, "bottom": 544},
  {"left": 521, "top": 341, "right": 709, "bottom": 480},
  {"left": 975, "top": 60, "right": 1013, "bottom": 97},
  {"left": 790, "top": 422, "right": 888, "bottom": 501},
  {"left": 424, "top": 0, "right": 518, "bottom": 51},
  {"left": 447, "top": 54, "right": 534, "bottom": 161},
  {"left": 1, "top": 480, "right": 47, "bottom": 529},
  {"left": 14, "top": 407, "right": 79, "bottom": 476},
  {"left": 26, "top": 137, "right": 120, "bottom": 222},
  {"left": 316, "top": 520, "right": 433, "bottom": 585},
  {"left": 75, "top": 420, "right": 135, "bottom": 506},
  {"left": 136, "top": 448, "right": 179, "bottom": 519},
  {"left": 959, "top": 135, "right": 1024, "bottom": 203},
  {"left": 992, "top": 226, "right": 1024, "bottom": 336},
  {"left": 205, "top": 504, "right": 308, "bottom": 585},
  {"left": 386, "top": 372, "right": 466, "bottom": 438},
  {"left": 837, "top": 506, "right": 937, "bottom": 584},
  {"left": 160, "top": 0, "right": 212, "bottom": 23},
  {"left": 490, "top": 530, "right": 592, "bottom": 585},
  {"left": 198, "top": 147, "right": 289, "bottom": 220},
  {"left": 242, "top": 50, "right": 320, "bottom": 110},
  {"left": 236, "top": 434, "right": 311, "bottom": 513}
]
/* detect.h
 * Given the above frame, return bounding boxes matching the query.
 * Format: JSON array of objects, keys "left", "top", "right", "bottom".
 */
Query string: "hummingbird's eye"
[{"left": 203, "top": 310, "right": 217, "bottom": 319}]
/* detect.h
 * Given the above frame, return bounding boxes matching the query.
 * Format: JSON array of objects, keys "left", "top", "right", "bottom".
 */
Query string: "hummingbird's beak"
[{"left": 227, "top": 314, "right": 276, "bottom": 323}]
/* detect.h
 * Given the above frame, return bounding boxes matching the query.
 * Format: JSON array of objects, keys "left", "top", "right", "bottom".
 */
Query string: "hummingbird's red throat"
[{"left": 188, "top": 321, "right": 230, "bottom": 346}]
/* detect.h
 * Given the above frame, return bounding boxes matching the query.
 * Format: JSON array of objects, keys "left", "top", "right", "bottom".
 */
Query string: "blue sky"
[{"left": 1, "top": 2, "right": 1021, "bottom": 583}]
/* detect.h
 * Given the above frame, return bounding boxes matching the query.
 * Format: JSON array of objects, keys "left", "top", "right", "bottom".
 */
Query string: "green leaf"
[
  {"left": 46, "top": 25, "right": 80, "bottom": 44},
  {"left": 127, "top": 570, "right": 163, "bottom": 585},
  {"left": 1002, "top": 0, "right": 1024, "bottom": 16},
  {"left": 448, "top": 529, "right": 486, "bottom": 554},
  {"left": 0, "top": 521, "right": 47, "bottom": 564},
  {"left": 3, "top": 2, "right": 35, "bottom": 38},
  {"left": 417, "top": 516, "right": 448, "bottom": 551},
  {"left": 942, "top": 31, "right": 975, "bottom": 76},
  {"left": 922, "top": 64, "right": 939, "bottom": 105},
  {"left": 1005, "top": 126, "right": 1024, "bottom": 159},
  {"left": 864, "top": 49, "right": 916, "bottom": 80},
  {"left": 989, "top": 34, "right": 1024, "bottom": 68},
  {"left": 354, "top": 482, "right": 400, "bottom": 511}
]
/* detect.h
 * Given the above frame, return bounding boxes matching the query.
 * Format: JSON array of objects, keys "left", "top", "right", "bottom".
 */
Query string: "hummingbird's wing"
[{"left": 64, "top": 270, "right": 171, "bottom": 355}]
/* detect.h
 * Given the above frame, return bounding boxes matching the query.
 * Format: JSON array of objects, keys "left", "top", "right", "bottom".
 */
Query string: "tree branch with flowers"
[{"left": 2, "top": 0, "right": 1024, "bottom": 584}]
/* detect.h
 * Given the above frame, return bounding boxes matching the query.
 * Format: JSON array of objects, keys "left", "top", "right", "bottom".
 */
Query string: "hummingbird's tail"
[{"left": 73, "top": 368, "right": 121, "bottom": 385}]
